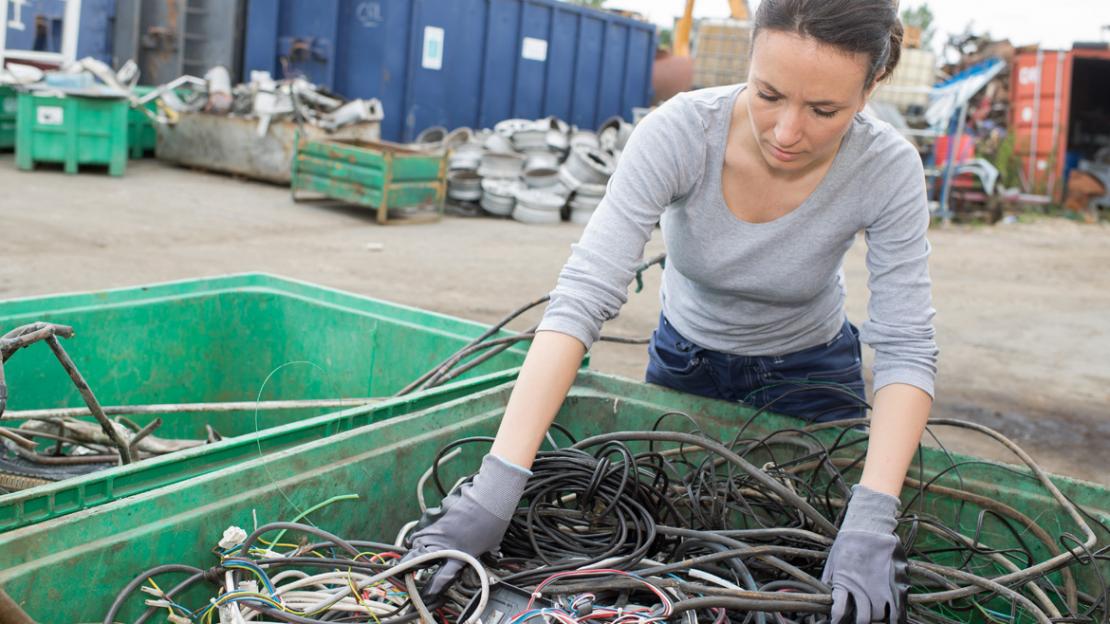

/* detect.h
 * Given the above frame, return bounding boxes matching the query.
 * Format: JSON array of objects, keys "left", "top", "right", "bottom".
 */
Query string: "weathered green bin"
[
  {"left": 0, "top": 85, "right": 16, "bottom": 150},
  {"left": 0, "top": 274, "right": 533, "bottom": 530},
  {"left": 15, "top": 88, "right": 129, "bottom": 176},
  {"left": 291, "top": 137, "right": 447, "bottom": 225},
  {"left": 0, "top": 370, "right": 1104, "bottom": 623}
]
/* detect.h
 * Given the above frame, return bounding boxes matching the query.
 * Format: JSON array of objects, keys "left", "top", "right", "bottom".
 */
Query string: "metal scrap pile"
[
  {"left": 135, "top": 68, "right": 384, "bottom": 137},
  {"left": 425, "top": 115, "right": 634, "bottom": 225},
  {"left": 0, "top": 323, "right": 210, "bottom": 493}
]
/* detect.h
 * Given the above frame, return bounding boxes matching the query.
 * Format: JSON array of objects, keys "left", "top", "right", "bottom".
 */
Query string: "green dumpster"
[
  {"left": 0, "top": 273, "right": 535, "bottom": 530},
  {"left": 127, "top": 86, "right": 159, "bottom": 159},
  {"left": 15, "top": 88, "right": 129, "bottom": 176},
  {"left": 0, "top": 85, "right": 16, "bottom": 150},
  {"left": 0, "top": 371, "right": 1104, "bottom": 623}
]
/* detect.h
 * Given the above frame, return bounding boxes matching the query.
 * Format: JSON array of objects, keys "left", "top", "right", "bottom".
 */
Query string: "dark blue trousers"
[{"left": 645, "top": 313, "right": 867, "bottom": 423}]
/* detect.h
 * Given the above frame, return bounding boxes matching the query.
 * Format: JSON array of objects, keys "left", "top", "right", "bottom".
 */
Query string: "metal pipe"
[
  {"left": 44, "top": 336, "right": 132, "bottom": 464},
  {"left": 938, "top": 100, "right": 968, "bottom": 223},
  {"left": 2, "top": 397, "right": 383, "bottom": 421}
]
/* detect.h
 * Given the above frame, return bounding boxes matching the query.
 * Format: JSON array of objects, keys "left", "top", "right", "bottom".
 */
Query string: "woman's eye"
[
  {"left": 757, "top": 91, "right": 779, "bottom": 102},
  {"left": 813, "top": 108, "right": 837, "bottom": 118}
]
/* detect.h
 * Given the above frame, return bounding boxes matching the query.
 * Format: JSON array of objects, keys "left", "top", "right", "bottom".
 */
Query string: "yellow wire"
[
  {"left": 145, "top": 578, "right": 174, "bottom": 620},
  {"left": 348, "top": 567, "right": 383, "bottom": 624}
]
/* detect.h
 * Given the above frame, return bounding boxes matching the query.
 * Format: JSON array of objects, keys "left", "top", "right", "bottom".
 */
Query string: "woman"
[{"left": 406, "top": 1, "right": 936, "bottom": 621}]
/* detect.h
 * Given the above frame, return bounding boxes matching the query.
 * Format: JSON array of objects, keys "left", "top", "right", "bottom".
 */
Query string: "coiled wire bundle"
[{"left": 105, "top": 409, "right": 1109, "bottom": 624}]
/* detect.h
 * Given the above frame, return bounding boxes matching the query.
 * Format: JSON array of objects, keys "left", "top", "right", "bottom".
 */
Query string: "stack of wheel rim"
[
  {"left": 419, "top": 109, "right": 638, "bottom": 223},
  {"left": 513, "top": 188, "right": 565, "bottom": 224},
  {"left": 480, "top": 179, "right": 520, "bottom": 217}
]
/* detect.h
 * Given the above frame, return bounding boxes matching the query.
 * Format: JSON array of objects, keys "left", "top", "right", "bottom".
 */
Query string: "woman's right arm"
[{"left": 489, "top": 330, "right": 585, "bottom": 467}]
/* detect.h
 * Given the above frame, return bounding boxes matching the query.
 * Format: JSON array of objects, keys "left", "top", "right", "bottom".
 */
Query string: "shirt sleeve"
[
  {"left": 537, "top": 95, "right": 707, "bottom": 349},
  {"left": 860, "top": 138, "right": 939, "bottom": 397}
]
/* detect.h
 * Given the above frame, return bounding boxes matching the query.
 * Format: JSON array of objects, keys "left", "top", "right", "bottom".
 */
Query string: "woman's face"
[{"left": 745, "top": 30, "right": 873, "bottom": 173}]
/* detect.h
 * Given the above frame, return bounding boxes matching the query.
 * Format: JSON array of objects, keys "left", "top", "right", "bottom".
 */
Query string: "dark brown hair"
[{"left": 753, "top": 0, "right": 904, "bottom": 88}]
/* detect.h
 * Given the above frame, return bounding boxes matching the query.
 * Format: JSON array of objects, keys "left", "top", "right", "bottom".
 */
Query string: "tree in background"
[
  {"left": 657, "top": 28, "right": 673, "bottom": 52},
  {"left": 567, "top": 0, "right": 605, "bottom": 8},
  {"left": 901, "top": 2, "right": 936, "bottom": 50}
]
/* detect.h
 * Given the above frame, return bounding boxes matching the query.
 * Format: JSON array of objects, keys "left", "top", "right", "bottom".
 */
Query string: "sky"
[{"left": 603, "top": 0, "right": 1110, "bottom": 52}]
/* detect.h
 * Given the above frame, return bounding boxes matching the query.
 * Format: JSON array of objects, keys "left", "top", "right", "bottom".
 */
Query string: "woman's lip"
[{"left": 767, "top": 143, "right": 802, "bottom": 161}]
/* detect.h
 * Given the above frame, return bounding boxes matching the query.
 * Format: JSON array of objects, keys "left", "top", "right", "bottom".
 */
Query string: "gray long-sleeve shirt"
[{"left": 538, "top": 84, "right": 938, "bottom": 397}]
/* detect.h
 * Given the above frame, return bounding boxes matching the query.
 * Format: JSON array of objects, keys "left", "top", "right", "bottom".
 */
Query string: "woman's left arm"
[{"left": 821, "top": 134, "right": 937, "bottom": 623}]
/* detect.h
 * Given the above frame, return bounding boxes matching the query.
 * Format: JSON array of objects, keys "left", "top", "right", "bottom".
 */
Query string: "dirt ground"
[{"left": 2, "top": 157, "right": 1108, "bottom": 485}]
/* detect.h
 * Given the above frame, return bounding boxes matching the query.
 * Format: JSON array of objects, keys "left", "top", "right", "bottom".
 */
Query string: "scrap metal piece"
[
  {"left": 513, "top": 188, "right": 565, "bottom": 224},
  {"left": 0, "top": 323, "right": 132, "bottom": 464},
  {"left": 448, "top": 143, "right": 483, "bottom": 171},
  {"left": 558, "top": 146, "right": 615, "bottom": 191},
  {"left": 494, "top": 118, "right": 533, "bottom": 138},
  {"left": 444, "top": 127, "right": 473, "bottom": 150},
  {"left": 597, "top": 115, "right": 633, "bottom": 152},
  {"left": 318, "top": 98, "right": 385, "bottom": 131},
  {"left": 478, "top": 151, "right": 526, "bottom": 180},
  {"left": 524, "top": 168, "right": 559, "bottom": 189},
  {"left": 204, "top": 66, "right": 233, "bottom": 114},
  {"left": 482, "top": 132, "right": 515, "bottom": 154},
  {"left": 448, "top": 170, "right": 483, "bottom": 202},
  {"left": 569, "top": 129, "right": 600, "bottom": 151},
  {"left": 416, "top": 125, "right": 448, "bottom": 144},
  {"left": 480, "top": 179, "right": 521, "bottom": 216}
]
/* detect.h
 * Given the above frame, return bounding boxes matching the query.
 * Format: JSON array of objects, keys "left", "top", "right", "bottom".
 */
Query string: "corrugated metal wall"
[
  {"left": 1012, "top": 47, "right": 1110, "bottom": 198},
  {"left": 243, "top": 0, "right": 656, "bottom": 142},
  {"left": 1011, "top": 50, "right": 1070, "bottom": 195},
  {"left": 113, "top": 0, "right": 246, "bottom": 85}
]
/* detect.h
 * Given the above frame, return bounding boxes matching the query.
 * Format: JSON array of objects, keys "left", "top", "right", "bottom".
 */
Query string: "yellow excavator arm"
[{"left": 673, "top": 0, "right": 750, "bottom": 56}]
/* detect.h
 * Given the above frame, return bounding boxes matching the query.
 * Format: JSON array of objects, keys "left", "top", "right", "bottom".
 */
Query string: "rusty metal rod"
[
  {"left": 2, "top": 397, "right": 384, "bottom": 421},
  {"left": 43, "top": 335, "right": 132, "bottom": 464},
  {"left": 126, "top": 417, "right": 163, "bottom": 460},
  {"left": 0, "top": 427, "right": 37, "bottom": 450}
]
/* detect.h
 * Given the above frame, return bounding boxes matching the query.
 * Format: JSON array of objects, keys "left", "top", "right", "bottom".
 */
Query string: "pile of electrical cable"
[
  {"left": 420, "top": 425, "right": 1108, "bottom": 624},
  {"left": 103, "top": 419, "right": 1108, "bottom": 624}
]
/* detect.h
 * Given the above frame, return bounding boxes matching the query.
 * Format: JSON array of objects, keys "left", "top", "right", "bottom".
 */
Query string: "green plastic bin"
[
  {"left": 0, "top": 274, "right": 535, "bottom": 530},
  {"left": 127, "top": 86, "right": 158, "bottom": 159},
  {"left": 0, "top": 371, "right": 1104, "bottom": 623},
  {"left": 0, "top": 85, "right": 16, "bottom": 150},
  {"left": 291, "top": 137, "right": 447, "bottom": 225},
  {"left": 15, "top": 89, "right": 128, "bottom": 176}
]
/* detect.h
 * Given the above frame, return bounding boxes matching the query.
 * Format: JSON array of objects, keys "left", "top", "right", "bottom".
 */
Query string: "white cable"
[
  {"left": 394, "top": 520, "right": 419, "bottom": 547},
  {"left": 688, "top": 568, "right": 745, "bottom": 590},
  {"left": 267, "top": 570, "right": 310, "bottom": 584},
  {"left": 298, "top": 549, "right": 490, "bottom": 624},
  {"left": 272, "top": 571, "right": 375, "bottom": 594}
]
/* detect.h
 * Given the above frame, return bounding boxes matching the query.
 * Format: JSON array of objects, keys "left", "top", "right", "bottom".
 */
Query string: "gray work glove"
[
  {"left": 822, "top": 485, "right": 910, "bottom": 624},
  {"left": 403, "top": 453, "right": 531, "bottom": 598}
]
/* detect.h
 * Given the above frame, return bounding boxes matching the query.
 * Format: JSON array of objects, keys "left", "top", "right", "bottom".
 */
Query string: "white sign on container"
[
  {"left": 522, "top": 37, "right": 548, "bottom": 62},
  {"left": 422, "top": 26, "right": 444, "bottom": 70},
  {"left": 36, "top": 106, "right": 63, "bottom": 125}
]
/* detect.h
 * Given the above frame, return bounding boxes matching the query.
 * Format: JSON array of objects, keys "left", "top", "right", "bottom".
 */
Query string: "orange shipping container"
[{"left": 1010, "top": 47, "right": 1110, "bottom": 199}]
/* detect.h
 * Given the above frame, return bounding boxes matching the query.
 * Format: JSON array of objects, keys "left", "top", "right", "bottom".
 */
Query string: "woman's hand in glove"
[
  {"left": 822, "top": 484, "right": 910, "bottom": 624},
  {"left": 402, "top": 454, "right": 530, "bottom": 598}
]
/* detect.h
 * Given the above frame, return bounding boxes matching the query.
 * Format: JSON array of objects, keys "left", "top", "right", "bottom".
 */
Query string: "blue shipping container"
[
  {"left": 2, "top": 0, "right": 114, "bottom": 64},
  {"left": 243, "top": 0, "right": 656, "bottom": 142}
]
